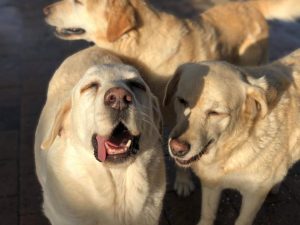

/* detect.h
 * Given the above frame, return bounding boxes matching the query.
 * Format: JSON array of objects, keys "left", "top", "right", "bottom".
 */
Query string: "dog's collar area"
[
  {"left": 55, "top": 27, "right": 86, "bottom": 37},
  {"left": 175, "top": 139, "right": 214, "bottom": 166},
  {"left": 92, "top": 123, "right": 140, "bottom": 163}
]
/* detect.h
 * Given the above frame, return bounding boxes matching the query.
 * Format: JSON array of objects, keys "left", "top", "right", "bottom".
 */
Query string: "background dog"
[
  {"left": 43, "top": 0, "right": 300, "bottom": 105},
  {"left": 164, "top": 49, "right": 300, "bottom": 225},
  {"left": 35, "top": 47, "right": 166, "bottom": 225}
]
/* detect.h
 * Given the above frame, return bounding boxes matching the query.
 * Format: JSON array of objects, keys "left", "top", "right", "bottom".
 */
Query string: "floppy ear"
[
  {"left": 106, "top": 0, "right": 136, "bottom": 42},
  {"left": 163, "top": 66, "right": 183, "bottom": 106},
  {"left": 245, "top": 85, "right": 268, "bottom": 119},
  {"left": 41, "top": 99, "right": 71, "bottom": 150}
]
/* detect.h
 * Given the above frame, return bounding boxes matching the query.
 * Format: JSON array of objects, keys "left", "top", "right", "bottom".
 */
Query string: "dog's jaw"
[
  {"left": 174, "top": 139, "right": 215, "bottom": 167},
  {"left": 54, "top": 27, "right": 86, "bottom": 40},
  {"left": 92, "top": 123, "right": 140, "bottom": 164}
]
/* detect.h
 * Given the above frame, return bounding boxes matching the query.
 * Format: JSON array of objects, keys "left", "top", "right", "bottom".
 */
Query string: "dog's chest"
[
  {"left": 58, "top": 160, "right": 148, "bottom": 224},
  {"left": 45, "top": 141, "right": 156, "bottom": 225},
  {"left": 108, "top": 167, "right": 150, "bottom": 222},
  {"left": 192, "top": 157, "right": 273, "bottom": 190}
]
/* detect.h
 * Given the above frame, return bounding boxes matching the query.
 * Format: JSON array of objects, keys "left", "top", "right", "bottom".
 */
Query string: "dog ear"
[
  {"left": 106, "top": 0, "right": 136, "bottom": 42},
  {"left": 163, "top": 66, "right": 183, "bottom": 106},
  {"left": 245, "top": 85, "right": 268, "bottom": 119},
  {"left": 41, "top": 99, "right": 71, "bottom": 150}
]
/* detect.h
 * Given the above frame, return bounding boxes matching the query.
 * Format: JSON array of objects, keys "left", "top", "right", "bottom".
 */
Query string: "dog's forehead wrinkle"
[
  {"left": 79, "top": 73, "right": 101, "bottom": 85},
  {"left": 189, "top": 83, "right": 241, "bottom": 116},
  {"left": 85, "top": 64, "right": 139, "bottom": 82}
]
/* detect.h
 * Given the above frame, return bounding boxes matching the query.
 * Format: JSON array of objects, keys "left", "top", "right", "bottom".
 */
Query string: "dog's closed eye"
[
  {"left": 177, "top": 97, "right": 189, "bottom": 107},
  {"left": 80, "top": 82, "right": 100, "bottom": 93},
  {"left": 127, "top": 80, "right": 146, "bottom": 92},
  {"left": 74, "top": 0, "right": 83, "bottom": 5},
  {"left": 207, "top": 111, "right": 220, "bottom": 116},
  {"left": 207, "top": 110, "right": 228, "bottom": 117}
]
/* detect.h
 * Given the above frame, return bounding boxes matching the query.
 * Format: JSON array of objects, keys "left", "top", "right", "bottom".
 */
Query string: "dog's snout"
[
  {"left": 43, "top": 6, "right": 51, "bottom": 16},
  {"left": 104, "top": 87, "right": 132, "bottom": 110},
  {"left": 170, "top": 138, "right": 190, "bottom": 157}
]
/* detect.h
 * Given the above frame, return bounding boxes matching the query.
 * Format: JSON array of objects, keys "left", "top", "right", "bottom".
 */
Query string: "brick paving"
[{"left": 1, "top": 0, "right": 300, "bottom": 224}]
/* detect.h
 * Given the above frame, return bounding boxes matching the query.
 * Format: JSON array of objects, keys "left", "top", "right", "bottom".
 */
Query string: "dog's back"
[{"left": 202, "top": 1, "right": 269, "bottom": 65}]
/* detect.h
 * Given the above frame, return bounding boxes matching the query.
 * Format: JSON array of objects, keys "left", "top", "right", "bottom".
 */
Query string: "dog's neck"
[
  {"left": 97, "top": 0, "right": 190, "bottom": 74},
  {"left": 52, "top": 139, "right": 156, "bottom": 224}
]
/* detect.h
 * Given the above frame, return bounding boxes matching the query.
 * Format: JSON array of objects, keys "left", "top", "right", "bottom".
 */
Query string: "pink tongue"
[{"left": 96, "top": 136, "right": 107, "bottom": 162}]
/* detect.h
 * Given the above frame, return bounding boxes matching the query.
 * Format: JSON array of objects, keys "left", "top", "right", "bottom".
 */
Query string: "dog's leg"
[
  {"left": 235, "top": 190, "right": 268, "bottom": 225},
  {"left": 174, "top": 167, "right": 195, "bottom": 197},
  {"left": 197, "top": 185, "right": 221, "bottom": 225}
]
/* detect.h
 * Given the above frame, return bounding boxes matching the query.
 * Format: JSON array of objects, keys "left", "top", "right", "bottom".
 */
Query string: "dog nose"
[
  {"left": 43, "top": 6, "right": 51, "bottom": 16},
  {"left": 104, "top": 87, "right": 132, "bottom": 110},
  {"left": 169, "top": 138, "right": 190, "bottom": 157}
]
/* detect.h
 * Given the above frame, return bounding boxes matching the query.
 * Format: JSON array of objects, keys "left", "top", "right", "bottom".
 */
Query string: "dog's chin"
[
  {"left": 174, "top": 139, "right": 215, "bottom": 167},
  {"left": 54, "top": 27, "right": 86, "bottom": 40},
  {"left": 92, "top": 122, "right": 140, "bottom": 167}
]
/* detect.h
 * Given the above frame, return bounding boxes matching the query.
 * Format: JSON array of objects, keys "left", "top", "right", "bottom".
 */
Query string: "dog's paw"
[{"left": 174, "top": 174, "right": 195, "bottom": 197}]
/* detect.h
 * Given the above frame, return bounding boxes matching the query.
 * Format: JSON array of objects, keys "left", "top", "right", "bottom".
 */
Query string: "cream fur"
[
  {"left": 43, "top": 0, "right": 299, "bottom": 197},
  {"left": 251, "top": 0, "right": 300, "bottom": 21},
  {"left": 43, "top": 0, "right": 300, "bottom": 103},
  {"left": 43, "top": 0, "right": 276, "bottom": 105},
  {"left": 165, "top": 49, "right": 300, "bottom": 225},
  {"left": 35, "top": 47, "right": 166, "bottom": 225}
]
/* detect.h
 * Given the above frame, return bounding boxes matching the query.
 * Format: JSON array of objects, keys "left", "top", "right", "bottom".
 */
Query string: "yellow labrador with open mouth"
[
  {"left": 35, "top": 47, "right": 165, "bottom": 225},
  {"left": 164, "top": 49, "right": 300, "bottom": 225}
]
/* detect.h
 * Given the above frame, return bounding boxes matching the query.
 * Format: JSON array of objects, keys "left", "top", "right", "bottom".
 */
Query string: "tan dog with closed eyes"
[
  {"left": 164, "top": 49, "right": 300, "bottom": 225},
  {"left": 43, "top": 0, "right": 300, "bottom": 196},
  {"left": 35, "top": 47, "right": 165, "bottom": 225}
]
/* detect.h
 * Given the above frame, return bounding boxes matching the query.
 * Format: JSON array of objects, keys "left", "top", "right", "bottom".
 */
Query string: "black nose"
[
  {"left": 169, "top": 138, "right": 190, "bottom": 157},
  {"left": 43, "top": 6, "right": 51, "bottom": 16},
  {"left": 104, "top": 87, "right": 132, "bottom": 111}
]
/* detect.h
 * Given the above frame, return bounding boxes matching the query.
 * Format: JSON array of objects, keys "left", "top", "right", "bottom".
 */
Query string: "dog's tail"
[{"left": 249, "top": 0, "right": 300, "bottom": 21}]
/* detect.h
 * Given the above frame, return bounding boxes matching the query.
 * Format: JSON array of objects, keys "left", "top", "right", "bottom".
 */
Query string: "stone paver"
[
  {"left": 0, "top": 131, "right": 18, "bottom": 160},
  {"left": 1, "top": 0, "right": 300, "bottom": 225},
  {"left": 0, "top": 195, "right": 18, "bottom": 225}
]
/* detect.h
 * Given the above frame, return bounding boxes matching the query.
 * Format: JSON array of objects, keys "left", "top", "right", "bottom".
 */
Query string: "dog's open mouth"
[
  {"left": 92, "top": 123, "right": 140, "bottom": 163},
  {"left": 175, "top": 139, "right": 214, "bottom": 166},
  {"left": 55, "top": 27, "right": 86, "bottom": 37}
]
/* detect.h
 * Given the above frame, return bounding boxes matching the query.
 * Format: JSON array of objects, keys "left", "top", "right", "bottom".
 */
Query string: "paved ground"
[{"left": 1, "top": 0, "right": 300, "bottom": 224}]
